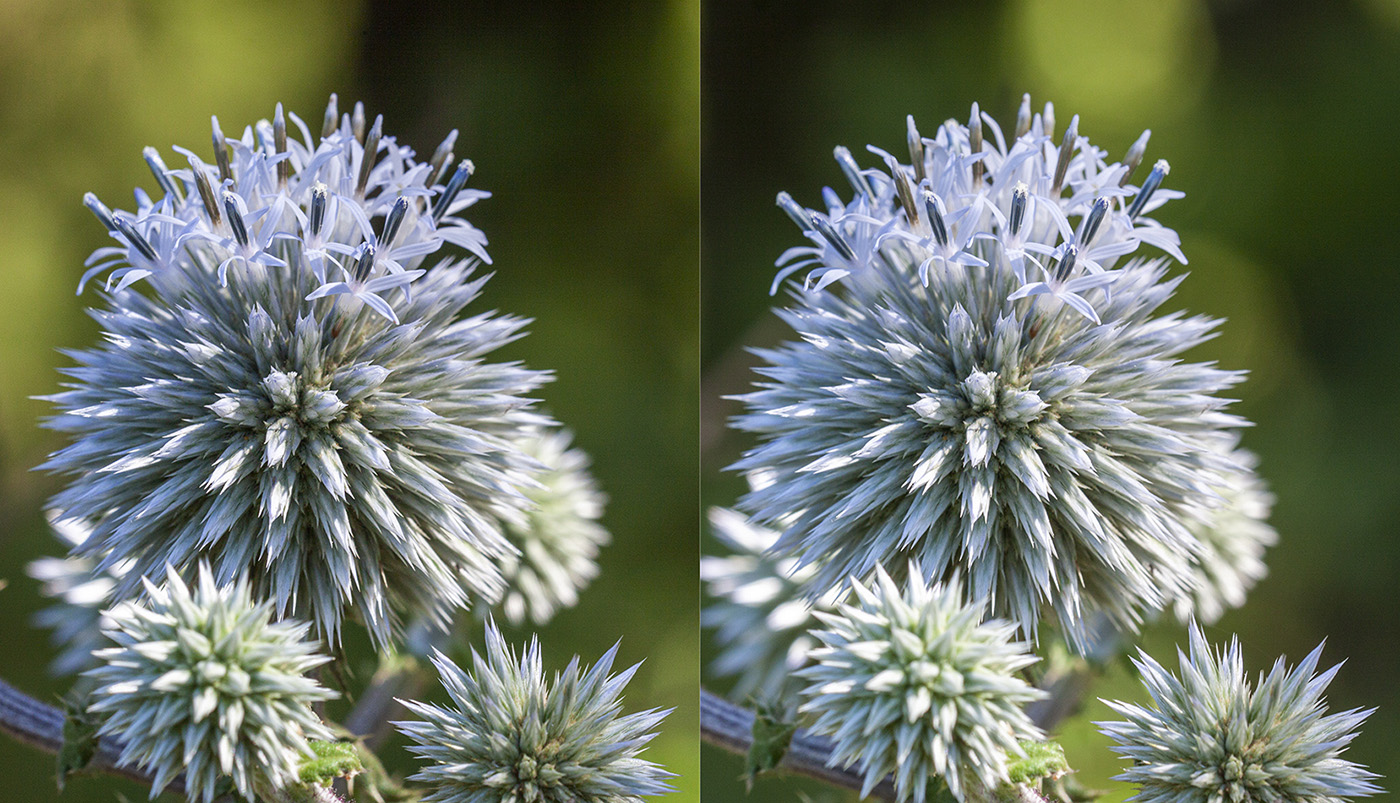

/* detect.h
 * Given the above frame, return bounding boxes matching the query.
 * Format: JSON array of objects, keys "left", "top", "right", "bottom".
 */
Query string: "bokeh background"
[
  {"left": 0, "top": 1, "right": 699, "bottom": 801},
  {"left": 703, "top": 0, "right": 1400, "bottom": 800}
]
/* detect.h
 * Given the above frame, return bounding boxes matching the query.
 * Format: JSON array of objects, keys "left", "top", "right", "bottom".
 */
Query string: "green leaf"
[
  {"left": 744, "top": 703, "right": 797, "bottom": 789},
  {"left": 1006, "top": 740, "right": 1069, "bottom": 785},
  {"left": 56, "top": 691, "right": 99, "bottom": 790},
  {"left": 298, "top": 740, "right": 364, "bottom": 786}
]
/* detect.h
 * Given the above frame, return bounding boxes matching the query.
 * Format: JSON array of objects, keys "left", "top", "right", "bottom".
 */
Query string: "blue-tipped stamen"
[
  {"left": 907, "top": 115, "right": 925, "bottom": 182},
  {"left": 222, "top": 191, "right": 249, "bottom": 248},
  {"left": 428, "top": 129, "right": 458, "bottom": 188},
  {"left": 1052, "top": 243, "right": 1079, "bottom": 284},
  {"left": 834, "top": 146, "right": 872, "bottom": 199},
  {"left": 356, "top": 114, "right": 383, "bottom": 197},
  {"left": 112, "top": 217, "right": 157, "bottom": 263},
  {"left": 1008, "top": 183, "right": 1029, "bottom": 236},
  {"left": 923, "top": 190, "right": 949, "bottom": 248},
  {"left": 274, "top": 103, "right": 289, "bottom": 188},
  {"left": 83, "top": 192, "right": 118, "bottom": 232},
  {"left": 352, "top": 242, "right": 376, "bottom": 282},
  {"left": 211, "top": 116, "right": 232, "bottom": 184},
  {"left": 1077, "top": 197, "right": 1111, "bottom": 247},
  {"left": 1119, "top": 129, "right": 1151, "bottom": 187},
  {"left": 1051, "top": 114, "right": 1079, "bottom": 195},
  {"left": 381, "top": 196, "right": 410, "bottom": 248},
  {"left": 142, "top": 147, "right": 182, "bottom": 201},
  {"left": 1127, "top": 159, "right": 1170, "bottom": 219},
  {"left": 813, "top": 216, "right": 856, "bottom": 262},
  {"left": 432, "top": 161, "right": 474, "bottom": 224},
  {"left": 309, "top": 184, "right": 328, "bottom": 238},
  {"left": 192, "top": 163, "right": 220, "bottom": 225}
]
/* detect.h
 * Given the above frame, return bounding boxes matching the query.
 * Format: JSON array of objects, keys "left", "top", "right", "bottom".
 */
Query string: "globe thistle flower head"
[
  {"left": 1173, "top": 443, "right": 1277, "bottom": 625},
  {"left": 701, "top": 506, "right": 842, "bottom": 703},
  {"left": 490, "top": 427, "right": 610, "bottom": 627},
  {"left": 87, "top": 563, "right": 335, "bottom": 803},
  {"left": 734, "top": 96, "right": 1257, "bottom": 649},
  {"left": 798, "top": 565, "right": 1045, "bottom": 803},
  {"left": 43, "top": 96, "right": 556, "bottom": 647},
  {"left": 1098, "top": 623, "right": 1380, "bottom": 803},
  {"left": 27, "top": 512, "right": 130, "bottom": 676},
  {"left": 394, "top": 622, "right": 675, "bottom": 803}
]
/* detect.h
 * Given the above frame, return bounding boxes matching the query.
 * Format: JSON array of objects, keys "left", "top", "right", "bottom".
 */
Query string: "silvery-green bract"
[
  {"left": 490, "top": 428, "right": 609, "bottom": 627},
  {"left": 395, "top": 622, "right": 674, "bottom": 803},
  {"left": 1098, "top": 623, "right": 1380, "bottom": 803},
  {"left": 701, "top": 506, "right": 840, "bottom": 704},
  {"left": 87, "top": 564, "right": 335, "bottom": 803},
  {"left": 42, "top": 96, "right": 553, "bottom": 646},
  {"left": 27, "top": 512, "right": 127, "bottom": 676},
  {"left": 798, "top": 566, "right": 1044, "bottom": 803},
  {"left": 735, "top": 97, "right": 1262, "bottom": 648}
]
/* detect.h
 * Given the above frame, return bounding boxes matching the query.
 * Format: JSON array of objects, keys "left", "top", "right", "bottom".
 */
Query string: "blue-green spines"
[
  {"left": 1098, "top": 623, "right": 1380, "bottom": 803},
  {"left": 736, "top": 97, "right": 1266, "bottom": 649},
  {"left": 394, "top": 622, "right": 675, "bottom": 803},
  {"left": 87, "top": 564, "right": 335, "bottom": 803},
  {"left": 798, "top": 566, "right": 1045, "bottom": 803},
  {"left": 43, "top": 97, "right": 554, "bottom": 647}
]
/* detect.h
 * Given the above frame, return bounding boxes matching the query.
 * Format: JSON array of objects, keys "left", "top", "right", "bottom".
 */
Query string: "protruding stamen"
[
  {"left": 356, "top": 114, "right": 383, "bottom": 197},
  {"left": 309, "top": 184, "right": 328, "bottom": 237},
  {"left": 776, "top": 191, "right": 814, "bottom": 232},
  {"left": 1014, "top": 93, "right": 1032, "bottom": 139},
  {"left": 321, "top": 94, "right": 339, "bottom": 140},
  {"left": 352, "top": 242, "right": 376, "bottom": 282},
  {"left": 352, "top": 102, "right": 366, "bottom": 144},
  {"left": 381, "top": 196, "right": 410, "bottom": 248},
  {"left": 1051, "top": 114, "right": 1079, "bottom": 195},
  {"left": 432, "top": 160, "right": 474, "bottom": 224},
  {"left": 84, "top": 193, "right": 118, "bottom": 231},
  {"left": 1077, "top": 196, "right": 1111, "bottom": 247},
  {"left": 142, "top": 147, "right": 182, "bottom": 201},
  {"left": 211, "top": 116, "right": 232, "bottom": 184},
  {"left": 1008, "top": 183, "right": 1029, "bottom": 236},
  {"left": 222, "top": 191, "right": 249, "bottom": 248},
  {"left": 1127, "top": 159, "right": 1170, "bottom": 219},
  {"left": 969, "top": 102, "right": 984, "bottom": 188},
  {"left": 812, "top": 216, "right": 855, "bottom": 262},
  {"left": 907, "top": 115, "right": 925, "bottom": 183},
  {"left": 1119, "top": 129, "right": 1151, "bottom": 188},
  {"left": 922, "top": 191, "right": 949, "bottom": 248},
  {"left": 834, "top": 146, "right": 871, "bottom": 198},
  {"left": 112, "top": 216, "right": 158, "bottom": 262},
  {"left": 274, "top": 103, "right": 289, "bottom": 189},
  {"left": 192, "top": 162, "right": 221, "bottom": 225},
  {"left": 1042, "top": 102, "right": 1056, "bottom": 139},
  {"left": 1053, "top": 243, "right": 1079, "bottom": 284},
  {"left": 891, "top": 163, "right": 919, "bottom": 227},
  {"left": 428, "top": 129, "right": 459, "bottom": 187}
]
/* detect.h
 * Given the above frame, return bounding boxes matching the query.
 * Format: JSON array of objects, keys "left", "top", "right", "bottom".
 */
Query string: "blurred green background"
[
  {"left": 703, "top": 0, "right": 1400, "bottom": 800},
  {"left": 0, "top": 1, "right": 699, "bottom": 801}
]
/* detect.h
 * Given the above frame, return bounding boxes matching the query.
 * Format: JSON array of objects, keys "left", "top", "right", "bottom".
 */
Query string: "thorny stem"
[
  {"left": 701, "top": 688, "right": 899, "bottom": 800},
  {"left": 0, "top": 676, "right": 348, "bottom": 802}
]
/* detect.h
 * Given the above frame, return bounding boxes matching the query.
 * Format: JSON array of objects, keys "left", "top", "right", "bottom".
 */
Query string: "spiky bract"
[
  {"left": 734, "top": 98, "right": 1261, "bottom": 648},
  {"left": 28, "top": 513, "right": 126, "bottom": 676},
  {"left": 1173, "top": 444, "right": 1277, "bottom": 625},
  {"left": 700, "top": 506, "right": 840, "bottom": 703},
  {"left": 87, "top": 564, "right": 334, "bottom": 803},
  {"left": 395, "top": 623, "right": 674, "bottom": 803},
  {"left": 1098, "top": 623, "right": 1380, "bottom": 803},
  {"left": 798, "top": 566, "right": 1044, "bottom": 803},
  {"left": 491, "top": 428, "right": 610, "bottom": 626},
  {"left": 43, "top": 97, "right": 553, "bottom": 646}
]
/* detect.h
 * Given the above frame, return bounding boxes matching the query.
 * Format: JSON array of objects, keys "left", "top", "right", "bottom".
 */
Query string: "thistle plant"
[
  {"left": 1098, "top": 623, "right": 1379, "bottom": 803},
  {"left": 700, "top": 94, "right": 1378, "bottom": 803},
  {"left": 0, "top": 96, "right": 674, "bottom": 803},
  {"left": 41, "top": 95, "right": 550, "bottom": 647},
  {"left": 798, "top": 567, "right": 1044, "bottom": 803},
  {"left": 87, "top": 564, "right": 335, "bottom": 803},
  {"left": 395, "top": 622, "right": 675, "bottom": 803}
]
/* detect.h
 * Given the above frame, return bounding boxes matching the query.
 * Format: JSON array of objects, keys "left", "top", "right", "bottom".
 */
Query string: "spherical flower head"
[
  {"left": 42, "top": 96, "right": 554, "bottom": 647},
  {"left": 798, "top": 565, "right": 1045, "bottom": 803},
  {"left": 1098, "top": 623, "right": 1380, "bottom": 803},
  {"left": 395, "top": 622, "right": 675, "bottom": 803},
  {"left": 490, "top": 427, "right": 610, "bottom": 627},
  {"left": 701, "top": 506, "right": 842, "bottom": 703},
  {"left": 735, "top": 96, "right": 1256, "bottom": 648},
  {"left": 87, "top": 563, "right": 335, "bottom": 803},
  {"left": 1173, "top": 442, "right": 1277, "bottom": 625},
  {"left": 27, "top": 512, "right": 129, "bottom": 676}
]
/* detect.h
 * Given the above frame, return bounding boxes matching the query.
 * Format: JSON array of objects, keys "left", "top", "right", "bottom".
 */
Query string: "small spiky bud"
[
  {"left": 740, "top": 98, "right": 1253, "bottom": 649},
  {"left": 395, "top": 623, "right": 675, "bottom": 803},
  {"left": 87, "top": 564, "right": 335, "bottom": 803},
  {"left": 490, "top": 428, "right": 610, "bottom": 627},
  {"left": 798, "top": 566, "right": 1045, "bottom": 803},
  {"left": 44, "top": 97, "right": 555, "bottom": 647},
  {"left": 700, "top": 507, "right": 840, "bottom": 703},
  {"left": 1098, "top": 623, "right": 1380, "bottom": 803}
]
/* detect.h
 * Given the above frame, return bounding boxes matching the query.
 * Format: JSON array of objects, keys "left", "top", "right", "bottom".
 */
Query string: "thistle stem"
[
  {"left": 700, "top": 688, "right": 898, "bottom": 800},
  {"left": 343, "top": 655, "right": 428, "bottom": 749}
]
